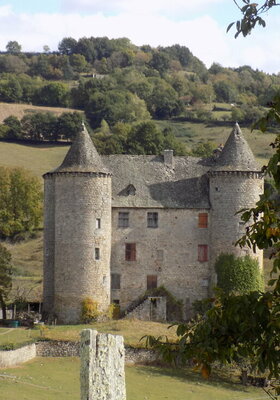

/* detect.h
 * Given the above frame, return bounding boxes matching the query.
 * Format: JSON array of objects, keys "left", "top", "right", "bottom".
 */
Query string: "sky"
[{"left": 0, "top": 0, "right": 280, "bottom": 73}]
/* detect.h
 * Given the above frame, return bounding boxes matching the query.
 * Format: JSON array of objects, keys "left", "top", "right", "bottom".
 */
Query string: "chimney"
[{"left": 163, "top": 149, "right": 174, "bottom": 168}]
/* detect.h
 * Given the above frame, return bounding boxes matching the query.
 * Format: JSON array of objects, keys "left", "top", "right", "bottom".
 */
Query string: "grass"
[
  {"left": 0, "top": 102, "right": 81, "bottom": 124},
  {"left": 0, "top": 141, "right": 69, "bottom": 178},
  {"left": 155, "top": 119, "right": 275, "bottom": 165},
  {"left": 0, "top": 357, "right": 262, "bottom": 400},
  {"left": 0, "top": 319, "right": 178, "bottom": 349}
]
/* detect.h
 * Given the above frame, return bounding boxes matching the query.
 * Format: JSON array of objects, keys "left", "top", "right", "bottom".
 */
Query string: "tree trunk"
[
  {"left": 241, "top": 369, "right": 248, "bottom": 385},
  {"left": 0, "top": 295, "right": 7, "bottom": 320}
]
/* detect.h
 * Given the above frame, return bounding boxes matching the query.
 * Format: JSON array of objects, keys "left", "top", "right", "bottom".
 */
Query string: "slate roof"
[
  {"left": 50, "top": 124, "right": 110, "bottom": 174},
  {"left": 45, "top": 123, "right": 260, "bottom": 209},
  {"left": 102, "top": 155, "right": 212, "bottom": 209},
  {"left": 213, "top": 123, "right": 260, "bottom": 171}
]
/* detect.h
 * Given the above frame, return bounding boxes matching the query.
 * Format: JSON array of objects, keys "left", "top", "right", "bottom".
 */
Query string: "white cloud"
[
  {"left": 0, "top": 5, "right": 278, "bottom": 73},
  {"left": 0, "top": 5, "right": 12, "bottom": 17},
  {"left": 61, "top": 0, "right": 224, "bottom": 16}
]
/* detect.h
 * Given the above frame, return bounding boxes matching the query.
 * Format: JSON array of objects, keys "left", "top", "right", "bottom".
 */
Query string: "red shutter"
[
  {"left": 198, "top": 245, "right": 208, "bottom": 262},
  {"left": 125, "top": 243, "right": 136, "bottom": 261},
  {"left": 198, "top": 213, "right": 208, "bottom": 228}
]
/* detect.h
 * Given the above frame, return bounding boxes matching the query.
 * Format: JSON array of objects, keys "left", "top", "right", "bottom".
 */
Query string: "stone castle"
[{"left": 43, "top": 123, "right": 263, "bottom": 324}]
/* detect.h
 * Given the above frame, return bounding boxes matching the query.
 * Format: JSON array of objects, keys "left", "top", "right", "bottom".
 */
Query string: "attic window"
[
  {"left": 126, "top": 184, "right": 136, "bottom": 196},
  {"left": 118, "top": 184, "right": 136, "bottom": 197}
]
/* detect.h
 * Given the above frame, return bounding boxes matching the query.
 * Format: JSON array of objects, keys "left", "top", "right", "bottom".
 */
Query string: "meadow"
[{"left": 0, "top": 357, "right": 263, "bottom": 400}]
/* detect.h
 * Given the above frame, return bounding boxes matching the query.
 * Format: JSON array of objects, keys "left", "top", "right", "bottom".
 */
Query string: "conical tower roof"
[
  {"left": 53, "top": 124, "right": 110, "bottom": 174},
  {"left": 213, "top": 123, "right": 259, "bottom": 171}
]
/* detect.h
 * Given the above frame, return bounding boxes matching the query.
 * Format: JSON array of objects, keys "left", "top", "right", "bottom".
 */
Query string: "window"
[
  {"left": 198, "top": 245, "right": 208, "bottom": 262},
  {"left": 147, "top": 275, "right": 158, "bottom": 290},
  {"left": 112, "top": 299, "right": 120, "bottom": 305},
  {"left": 96, "top": 218, "right": 101, "bottom": 229},
  {"left": 95, "top": 248, "right": 100, "bottom": 260},
  {"left": 198, "top": 213, "right": 208, "bottom": 228},
  {"left": 118, "top": 212, "right": 129, "bottom": 228},
  {"left": 111, "top": 273, "right": 121, "bottom": 290},
  {"left": 156, "top": 249, "right": 164, "bottom": 261},
  {"left": 147, "top": 212, "right": 158, "bottom": 228},
  {"left": 125, "top": 243, "right": 136, "bottom": 261}
]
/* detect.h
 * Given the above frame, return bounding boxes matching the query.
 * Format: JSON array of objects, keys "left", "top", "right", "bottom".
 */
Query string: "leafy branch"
[{"left": 228, "top": 0, "right": 280, "bottom": 37}]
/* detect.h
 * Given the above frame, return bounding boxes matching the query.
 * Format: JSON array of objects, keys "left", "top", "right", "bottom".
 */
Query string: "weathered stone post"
[{"left": 80, "top": 329, "right": 126, "bottom": 400}]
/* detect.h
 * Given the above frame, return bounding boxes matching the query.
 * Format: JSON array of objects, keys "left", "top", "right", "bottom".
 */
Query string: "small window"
[
  {"left": 198, "top": 245, "right": 208, "bottom": 262},
  {"left": 96, "top": 218, "right": 101, "bottom": 229},
  {"left": 125, "top": 243, "right": 136, "bottom": 261},
  {"left": 147, "top": 275, "right": 157, "bottom": 290},
  {"left": 147, "top": 212, "right": 158, "bottom": 228},
  {"left": 113, "top": 299, "right": 120, "bottom": 305},
  {"left": 95, "top": 248, "right": 100, "bottom": 260},
  {"left": 198, "top": 213, "right": 208, "bottom": 228},
  {"left": 111, "top": 273, "right": 121, "bottom": 290},
  {"left": 118, "top": 212, "right": 129, "bottom": 228},
  {"left": 156, "top": 249, "right": 164, "bottom": 261}
]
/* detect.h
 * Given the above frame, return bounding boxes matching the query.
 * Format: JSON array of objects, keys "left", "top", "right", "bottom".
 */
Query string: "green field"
[
  {"left": 0, "top": 357, "right": 262, "bottom": 400},
  {"left": 0, "top": 141, "right": 69, "bottom": 178},
  {"left": 0, "top": 320, "right": 178, "bottom": 349}
]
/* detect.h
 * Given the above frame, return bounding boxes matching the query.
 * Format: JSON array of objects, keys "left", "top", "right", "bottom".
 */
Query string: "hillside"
[{"left": 0, "top": 102, "right": 81, "bottom": 124}]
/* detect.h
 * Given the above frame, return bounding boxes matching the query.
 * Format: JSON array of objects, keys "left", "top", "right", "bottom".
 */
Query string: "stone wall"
[
  {"left": 125, "top": 297, "right": 166, "bottom": 321},
  {"left": 36, "top": 341, "right": 157, "bottom": 364},
  {"left": 111, "top": 208, "right": 210, "bottom": 318},
  {"left": 36, "top": 340, "right": 80, "bottom": 357},
  {"left": 0, "top": 340, "right": 157, "bottom": 367},
  {"left": 209, "top": 172, "right": 263, "bottom": 286},
  {"left": 44, "top": 173, "right": 112, "bottom": 324},
  {"left": 0, "top": 344, "right": 36, "bottom": 368}
]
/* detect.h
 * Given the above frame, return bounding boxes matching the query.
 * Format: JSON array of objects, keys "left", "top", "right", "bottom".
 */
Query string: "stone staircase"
[{"left": 124, "top": 296, "right": 166, "bottom": 321}]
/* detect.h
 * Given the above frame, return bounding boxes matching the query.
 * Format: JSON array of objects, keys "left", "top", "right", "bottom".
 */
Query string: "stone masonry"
[
  {"left": 43, "top": 123, "right": 264, "bottom": 323},
  {"left": 80, "top": 329, "right": 126, "bottom": 400}
]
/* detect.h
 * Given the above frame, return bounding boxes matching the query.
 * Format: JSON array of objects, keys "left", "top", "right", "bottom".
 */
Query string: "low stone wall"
[
  {"left": 125, "top": 347, "right": 158, "bottom": 365},
  {"left": 0, "top": 343, "right": 36, "bottom": 368},
  {"left": 36, "top": 341, "right": 157, "bottom": 364},
  {"left": 36, "top": 341, "right": 80, "bottom": 357},
  {"left": 0, "top": 340, "right": 157, "bottom": 368}
]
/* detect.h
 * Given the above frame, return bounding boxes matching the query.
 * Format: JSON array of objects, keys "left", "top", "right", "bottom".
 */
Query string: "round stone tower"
[
  {"left": 209, "top": 123, "right": 263, "bottom": 285},
  {"left": 43, "top": 125, "right": 112, "bottom": 324}
]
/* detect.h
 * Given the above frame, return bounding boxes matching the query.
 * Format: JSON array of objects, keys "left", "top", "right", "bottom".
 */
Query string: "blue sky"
[{"left": 0, "top": 0, "right": 279, "bottom": 73}]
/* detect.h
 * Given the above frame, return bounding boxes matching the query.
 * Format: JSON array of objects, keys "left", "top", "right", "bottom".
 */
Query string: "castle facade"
[{"left": 43, "top": 123, "right": 263, "bottom": 323}]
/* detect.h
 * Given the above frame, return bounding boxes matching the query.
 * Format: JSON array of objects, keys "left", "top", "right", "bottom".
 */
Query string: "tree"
[
  {"left": 34, "top": 82, "right": 69, "bottom": 107},
  {"left": 126, "top": 121, "right": 164, "bottom": 154},
  {"left": 3, "top": 115, "right": 22, "bottom": 140},
  {"left": 0, "top": 244, "right": 12, "bottom": 320},
  {"left": 43, "top": 45, "right": 50, "bottom": 53},
  {"left": 58, "top": 37, "right": 77, "bottom": 55},
  {"left": 6, "top": 40, "right": 21, "bottom": 54},
  {"left": 228, "top": 1, "right": 280, "bottom": 37},
  {"left": 0, "top": 167, "right": 42, "bottom": 238}
]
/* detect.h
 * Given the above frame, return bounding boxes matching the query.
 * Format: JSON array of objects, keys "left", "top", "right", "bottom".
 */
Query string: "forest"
[{"left": 1, "top": 36, "right": 280, "bottom": 155}]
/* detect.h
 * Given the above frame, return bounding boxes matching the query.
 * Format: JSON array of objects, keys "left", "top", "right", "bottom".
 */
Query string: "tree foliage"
[
  {"left": 0, "top": 167, "right": 42, "bottom": 238},
  {"left": 0, "top": 244, "right": 13, "bottom": 319},
  {"left": 228, "top": 0, "right": 280, "bottom": 37},
  {"left": 215, "top": 253, "right": 264, "bottom": 294}
]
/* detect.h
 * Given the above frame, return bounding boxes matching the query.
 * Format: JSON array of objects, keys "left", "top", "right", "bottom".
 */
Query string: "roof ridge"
[
  {"left": 53, "top": 124, "right": 110, "bottom": 174},
  {"left": 212, "top": 123, "right": 259, "bottom": 171}
]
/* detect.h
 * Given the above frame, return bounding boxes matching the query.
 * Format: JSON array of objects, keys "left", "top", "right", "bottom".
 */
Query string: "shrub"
[
  {"left": 215, "top": 253, "right": 264, "bottom": 294},
  {"left": 107, "top": 303, "right": 120, "bottom": 320},
  {"left": 81, "top": 297, "right": 100, "bottom": 323}
]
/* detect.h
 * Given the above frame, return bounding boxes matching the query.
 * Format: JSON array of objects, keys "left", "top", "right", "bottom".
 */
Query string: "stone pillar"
[{"left": 80, "top": 329, "right": 126, "bottom": 400}]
